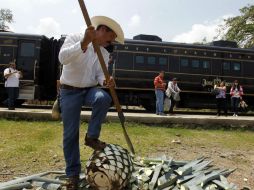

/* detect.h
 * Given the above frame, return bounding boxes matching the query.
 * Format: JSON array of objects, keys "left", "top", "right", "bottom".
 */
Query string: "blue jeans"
[
  {"left": 155, "top": 89, "right": 164, "bottom": 114},
  {"left": 60, "top": 87, "right": 112, "bottom": 177},
  {"left": 231, "top": 97, "right": 240, "bottom": 114},
  {"left": 5, "top": 87, "right": 19, "bottom": 109}
]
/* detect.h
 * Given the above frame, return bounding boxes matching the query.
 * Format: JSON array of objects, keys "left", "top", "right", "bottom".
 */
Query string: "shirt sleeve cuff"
[{"left": 98, "top": 78, "right": 105, "bottom": 86}]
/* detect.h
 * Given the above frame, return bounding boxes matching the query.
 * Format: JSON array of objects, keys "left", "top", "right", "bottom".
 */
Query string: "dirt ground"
[
  {"left": 0, "top": 120, "right": 253, "bottom": 189},
  {"left": 1, "top": 144, "right": 253, "bottom": 189}
]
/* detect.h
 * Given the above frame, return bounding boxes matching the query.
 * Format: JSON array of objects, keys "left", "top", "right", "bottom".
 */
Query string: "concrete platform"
[{"left": 0, "top": 107, "right": 253, "bottom": 128}]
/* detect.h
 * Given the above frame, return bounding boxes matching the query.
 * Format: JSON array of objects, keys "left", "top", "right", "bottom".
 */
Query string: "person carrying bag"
[
  {"left": 230, "top": 80, "right": 243, "bottom": 116},
  {"left": 165, "top": 78, "right": 181, "bottom": 115}
]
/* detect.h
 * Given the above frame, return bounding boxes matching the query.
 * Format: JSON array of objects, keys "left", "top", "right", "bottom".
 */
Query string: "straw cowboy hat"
[{"left": 91, "top": 16, "right": 124, "bottom": 44}]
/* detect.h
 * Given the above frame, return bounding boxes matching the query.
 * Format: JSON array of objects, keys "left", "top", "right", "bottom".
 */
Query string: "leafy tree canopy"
[
  {"left": 218, "top": 4, "right": 254, "bottom": 48},
  {"left": 0, "top": 9, "right": 14, "bottom": 31}
]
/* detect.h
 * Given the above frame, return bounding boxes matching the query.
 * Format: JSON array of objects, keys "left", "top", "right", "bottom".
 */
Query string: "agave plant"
[{"left": 85, "top": 144, "right": 134, "bottom": 190}]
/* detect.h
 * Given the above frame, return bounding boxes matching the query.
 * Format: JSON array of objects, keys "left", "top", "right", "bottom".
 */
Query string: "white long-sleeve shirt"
[
  {"left": 59, "top": 33, "right": 109, "bottom": 88},
  {"left": 4, "top": 68, "right": 21, "bottom": 87},
  {"left": 166, "top": 81, "right": 181, "bottom": 98}
]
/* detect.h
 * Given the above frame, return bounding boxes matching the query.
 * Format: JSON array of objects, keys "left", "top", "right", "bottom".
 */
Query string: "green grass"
[{"left": 0, "top": 119, "right": 254, "bottom": 175}]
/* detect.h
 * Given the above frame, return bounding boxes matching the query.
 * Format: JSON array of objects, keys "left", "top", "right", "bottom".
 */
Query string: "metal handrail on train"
[{"left": 33, "top": 59, "right": 38, "bottom": 81}]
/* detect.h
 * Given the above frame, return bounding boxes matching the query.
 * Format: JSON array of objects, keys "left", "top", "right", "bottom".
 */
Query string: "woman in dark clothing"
[
  {"left": 214, "top": 81, "right": 227, "bottom": 116},
  {"left": 230, "top": 80, "right": 243, "bottom": 117}
]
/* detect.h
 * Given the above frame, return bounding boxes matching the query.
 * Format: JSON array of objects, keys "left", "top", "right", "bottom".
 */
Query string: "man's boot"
[
  {"left": 85, "top": 134, "right": 106, "bottom": 150},
  {"left": 65, "top": 176, "right": 79, "bottom": 190}
]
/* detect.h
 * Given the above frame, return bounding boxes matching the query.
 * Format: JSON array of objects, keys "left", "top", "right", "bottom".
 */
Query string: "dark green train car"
[
  {"left": 111, "top": 35, "right": 254, "bottom": 111},
  {"left": 0, "top": 32, "right": 60, "bottom": 104},
  {"left": 1, "top": 32, "right": 253, "bottom": 112}
]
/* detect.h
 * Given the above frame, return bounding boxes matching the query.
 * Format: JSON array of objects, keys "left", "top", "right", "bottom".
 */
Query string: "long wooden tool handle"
[{"left": 78, "top": 0, "right": 135, "bottom": 155}]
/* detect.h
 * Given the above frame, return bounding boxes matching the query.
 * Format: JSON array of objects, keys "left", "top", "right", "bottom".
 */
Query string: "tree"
[
  {"left": 218, "top": 4, "right": 254, "bottom": 48},
  {"left": 0, "top": 9, "right": 14, "bottom": 31}
]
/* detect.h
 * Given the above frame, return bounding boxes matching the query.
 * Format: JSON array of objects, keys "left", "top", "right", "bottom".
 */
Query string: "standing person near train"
[
  {"left": 214, "top": 81, "right": 227, "bottom": 116},
  {"left": 166, "top": 78, "right": 181, "bottom": 115},
  {"left": 230, "top": 80, "right": 243, "bottom": 117},
  {"left": 3, "top": 62, "right": 22, "bottom": 110},
  {"left": 154, "top": 71, "right": 166, "bottom": 116}
]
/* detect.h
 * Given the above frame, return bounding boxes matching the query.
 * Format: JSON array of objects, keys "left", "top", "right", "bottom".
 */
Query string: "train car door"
[
  {"left": 16, "top": 40, "right": 36, "bottom": 80},
  {"left": 15, "top": 40, "right": 37, "bottom": 101}
]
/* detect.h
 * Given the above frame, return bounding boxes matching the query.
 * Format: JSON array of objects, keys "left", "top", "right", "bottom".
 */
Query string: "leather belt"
[{"left": 60, "top": 84, "right": 91, "bottom": 90}]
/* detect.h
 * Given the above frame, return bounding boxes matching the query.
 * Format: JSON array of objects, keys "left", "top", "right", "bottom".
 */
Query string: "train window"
[
  {"left": 233, "top": 62, "right": 241, "bottom": 71},
  {"left": 135, "top": 55, "right": 144, "bottom": 64},
  {"left": 202, "top": 61, "right": 210, "bottom": 69},
  {"left": 192, "top": 60, "right": 200, "bottom": 68},
  {"left": 117, "top": 53, "right": 133, "bottom": 69},
  {"left": 0, "top": 47, "right": 12, "bottom": 57},
  {"left": 0, "top": 47, "right": 13, "bottom": 64},
  {"left": 147, "top": 56, "right": 156, "bottom": 65},
  {"left": 159, "top": 57, "right": 167, "bottom": 65},
  {"left": 180, "top": 59, "right": 188, "bottom": 67},
  {"left": 223, "top": 62, "right": 230, "bottom": 71},
  {"left": 20, "top": 42, "right": 35, "bottom": 57}
]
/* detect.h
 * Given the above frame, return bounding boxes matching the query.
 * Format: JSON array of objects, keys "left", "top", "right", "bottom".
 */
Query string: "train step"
[{"left": 18, "top": 85, "right": 35, "bottom": 100}]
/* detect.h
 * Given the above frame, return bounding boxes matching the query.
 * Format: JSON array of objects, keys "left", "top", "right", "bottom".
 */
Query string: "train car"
[
  {"left": 1, "top": 32, "right": 253, "bottom": 112},
  {"left": 0, "top": 32, "right": 60, "bottom": 104},
  {"left": 111, "top": 34, "right": 254, "bottom": 111}
]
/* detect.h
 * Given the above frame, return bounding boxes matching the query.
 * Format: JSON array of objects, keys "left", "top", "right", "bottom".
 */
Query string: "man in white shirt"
[
  {"left": 3, "top": 62, "right": 22, "bottom": 110},
  {"left": 58, "top": 16, "right": 124, "bottom": 189}
]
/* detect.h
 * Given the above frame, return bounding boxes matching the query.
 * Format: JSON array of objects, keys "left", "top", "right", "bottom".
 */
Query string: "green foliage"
[
  {"left": 219, "top": 4, "right": 254, "bottom": 48},
  {"left": 0, "top": 9, "right": 14, "bottom": 31}
]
